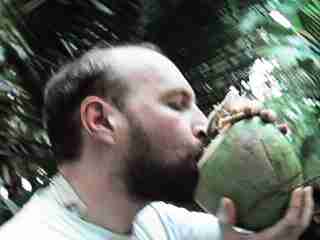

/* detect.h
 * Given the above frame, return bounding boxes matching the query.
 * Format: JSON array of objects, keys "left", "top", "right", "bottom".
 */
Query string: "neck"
[{"left": 58, "top": 159, "right": 147, "bottom": 234}]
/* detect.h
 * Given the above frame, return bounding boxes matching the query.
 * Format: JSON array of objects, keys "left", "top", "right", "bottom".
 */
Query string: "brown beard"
[{"left": 124, "top": 114, "right": 202, "bottom": 204}]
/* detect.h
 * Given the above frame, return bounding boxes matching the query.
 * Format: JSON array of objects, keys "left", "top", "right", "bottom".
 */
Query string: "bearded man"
[{"left": 0, "top": 43, "right": 313, "bottom": 239}]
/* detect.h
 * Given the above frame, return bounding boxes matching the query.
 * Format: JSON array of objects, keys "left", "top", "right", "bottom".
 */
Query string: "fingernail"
[
  {"left": 260, "top": 110, "right": 270, "bottom": 122},
  {"left": 278, "top": 123, "right": 289, "bottom": 135},
  {"left": 294, "top": 187, "right": 303, "bottom": 193},
  {"left": 267, "top": 110, "right": 277, "bottom": 122},
  {"left": 304, "top": 186, "right": 313, "bottom": 194}
]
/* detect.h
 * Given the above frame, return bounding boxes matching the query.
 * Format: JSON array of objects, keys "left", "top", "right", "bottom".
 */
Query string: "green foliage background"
[{"left": 0, "top": 0, "right": 320, "bottom": 233}]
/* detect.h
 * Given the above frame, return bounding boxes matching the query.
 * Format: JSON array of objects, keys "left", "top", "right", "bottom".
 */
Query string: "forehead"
[{"left": 109, "top": 47, "right": 195, "bottom": 98}]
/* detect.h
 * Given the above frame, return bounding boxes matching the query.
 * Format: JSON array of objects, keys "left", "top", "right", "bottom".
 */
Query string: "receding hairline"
[
  {"left": 80, "top": 44, "right": 166, "bottom": 80},
  {"left": 45, "top": 44, "right": 164, "bottom": 104},
  {"left": 83, "top": 44, "right": 164, "bottom": 66},
  {"left": 79, "top": 45, "right": 170, "bottom": 95}
]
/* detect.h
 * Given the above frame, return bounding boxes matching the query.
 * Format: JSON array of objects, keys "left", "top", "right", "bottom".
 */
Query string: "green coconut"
[
  {"left": 195, "top": 117, "right": 303, "bottom": 231},
  {"left": 301, "top": 136, "right": 320, "bottom": 186}
]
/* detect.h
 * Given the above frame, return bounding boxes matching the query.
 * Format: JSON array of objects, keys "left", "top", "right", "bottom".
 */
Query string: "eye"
[
  {"left": 168, "top": 101, "right": 184, "bottom": 111},
  {"left": 167, "top": 96, "right": 190, "bottom": 111},
  {"left": 164, "top": 91, "right": 193, "bottom": 111}
]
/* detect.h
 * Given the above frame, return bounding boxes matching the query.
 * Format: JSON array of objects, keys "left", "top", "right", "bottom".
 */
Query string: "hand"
[
  {"left": 217, "top": 187, "right": 314, "bottom": 240},
  {"left": 231, "top": 102, "right": 289, "bottom": 135},
  {"left": 207, "top": 100, "right": 289, "bottom": 138}
]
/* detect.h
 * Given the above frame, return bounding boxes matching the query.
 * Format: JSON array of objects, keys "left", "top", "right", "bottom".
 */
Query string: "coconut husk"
[{"left": 195, "top": 117, "right": 303, "bottom": 231}]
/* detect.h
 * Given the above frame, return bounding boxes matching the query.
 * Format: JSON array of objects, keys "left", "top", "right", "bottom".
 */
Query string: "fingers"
[
  {"left": 208, "top": 98, "right": 289, "bottom": 136},
  {"left": 217, "top": 197, "right": 237, "bottom": 225},
  {"left": 259, "top": 109, "right": 277, "bottom": 123},
  {"left": 259, "top": 110, "right": 290, "bottom": 135},
  {"left": 301, "top": 187, "right": 314, "bottom": 228},
  {"left": 224, "top": 198, "right": 237, "bottom": 226},
  {"left": 285, "top": 187, "right": 305, "bottom": 222},
  {"left": 235, "top": 101, "right": 277, "bottom": 124},
  {"left": 235, "top": 99, "right": 276, "bottom": 124},
  {"left": 285, "top": 186, "right": 313, "bottom": 228},
  {"left": 283, "top": 186, "right": 314, "bottom": 237},
  {"left": 217, "top": 198, "right": 255, "bottom": 240},
  {"left": 256, "top": 187, "right": 314, "bottom": 240},
  {"left": 244, "top": 106, "right": 290, "bottom": 136},
  {"left": 242, "top": 101, "right": 262, "bottom": 117}
]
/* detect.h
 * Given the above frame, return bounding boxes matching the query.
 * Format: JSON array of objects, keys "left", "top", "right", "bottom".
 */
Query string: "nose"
[{"left": 192, "top": 107, "right": 209, "bottom": 145}]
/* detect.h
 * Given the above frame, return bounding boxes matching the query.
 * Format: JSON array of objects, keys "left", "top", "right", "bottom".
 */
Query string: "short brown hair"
[{"left": 43, "top": 43, "right": 161, "bottom": 163}]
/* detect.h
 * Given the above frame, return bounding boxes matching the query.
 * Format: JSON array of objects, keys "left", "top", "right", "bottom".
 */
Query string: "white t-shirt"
[
  {"left": 135, "top": 201, "right": 222, "bottom": 240},
  {"left": 0, "top": 175, "right": 221, "bottom": 240}
]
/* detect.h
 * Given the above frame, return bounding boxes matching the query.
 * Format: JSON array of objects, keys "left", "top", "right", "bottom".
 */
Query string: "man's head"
[
  {"left": 43, "top": 47, "right": 129, "bottom": 160},
  {"left": 43, "top": 43, "right": 208, "bottom": 204}
]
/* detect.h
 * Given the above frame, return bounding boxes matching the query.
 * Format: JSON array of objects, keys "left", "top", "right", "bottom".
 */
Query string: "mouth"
[
  {"left": 194, "top": 145, "right": 206, "bottom": 164},
  {"left": 196, "top": 148, "right": 209, "bottom": 168},
  {"left": 197, "top": 133, "right": 226, "bottom": 168},
  {"left": 203, "top": 134, "right": 212, "bottom": 148},
  {"left": 191, "top": 129, "right": 214, "bottom": 166}
]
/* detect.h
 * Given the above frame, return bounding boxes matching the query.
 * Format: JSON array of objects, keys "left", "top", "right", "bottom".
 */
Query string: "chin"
[{"left": 128, "top": 157, "right": 199, "bottom": 204}]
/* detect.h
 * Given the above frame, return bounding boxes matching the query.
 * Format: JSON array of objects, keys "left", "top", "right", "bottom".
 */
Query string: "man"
[{"left": 0, "top": 43, "right": 313, "bottom": 239}]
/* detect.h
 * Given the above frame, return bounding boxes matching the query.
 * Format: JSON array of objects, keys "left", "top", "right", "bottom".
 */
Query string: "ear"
[{"left": 80, "top": 96, "right": 117, "bottom": 145}]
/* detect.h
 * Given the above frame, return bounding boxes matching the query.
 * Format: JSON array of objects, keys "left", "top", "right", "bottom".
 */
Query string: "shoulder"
[
  {"left": 134, "top": 202, "right": 222, "bottom": 239},
  {"left": 0, "top": 192, "right": 70, "bottom": 240},
  {"left": 0, "top": 218, "right": 65, "bottom": 240},
  {"left": 0, "top": 195, "right": 51, "bottom": 239}
]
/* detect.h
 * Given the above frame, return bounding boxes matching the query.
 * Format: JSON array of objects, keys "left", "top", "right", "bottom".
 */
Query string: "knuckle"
[
  {"left": 284, "top": 219, "right": 305, "bottom": 235},
  {"left": 283, "top": 217, "right": 301, "bottom": 229}
]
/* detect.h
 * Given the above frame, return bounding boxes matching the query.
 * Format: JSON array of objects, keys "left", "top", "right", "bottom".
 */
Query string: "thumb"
[{"left": 216, "top": 197, "right": 237, "bottom": 225}]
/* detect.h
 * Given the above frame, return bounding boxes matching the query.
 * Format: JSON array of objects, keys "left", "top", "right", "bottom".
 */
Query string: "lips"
[
  {"left": 197, "top": 133, "right": 226, "bottom": 168},
  {"left": 193, "top": 145, "right": 206, "bottom": 166},
  {"left": 197, "top": 146, "right": 211, "bottom": 168},
  {"left": 196, "top": 134, "right": 213, "bottom": 163}
]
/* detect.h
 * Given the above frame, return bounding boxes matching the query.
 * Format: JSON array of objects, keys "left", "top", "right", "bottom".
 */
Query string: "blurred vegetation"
[{"left": 0, "top": 1, "right": 320, "bottom": 236}]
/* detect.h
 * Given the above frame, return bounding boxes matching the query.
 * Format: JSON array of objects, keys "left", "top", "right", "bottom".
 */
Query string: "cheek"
[
  {"left": 140, "top": 108, "right": 192, "bottom": 149},
  {"left": 150, "top": 119, "right": 186, "bottom": 147}
]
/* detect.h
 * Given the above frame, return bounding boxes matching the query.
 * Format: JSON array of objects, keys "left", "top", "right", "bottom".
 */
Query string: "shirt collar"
[{"left": 48, "top": 173, "right": 88, "bottom": 219}]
